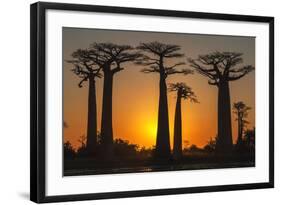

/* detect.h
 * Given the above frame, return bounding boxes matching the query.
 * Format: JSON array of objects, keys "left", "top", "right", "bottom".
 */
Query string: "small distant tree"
[
  {"left": 169, "top": 83, "right": 198, "bottom": 159},
  {"left": 136, "top": 42, "right": 193, "bottom": 159},
  {"left": 189, "top": 52, "right": 254, "bottom": 154},
  {"left": 67, "top": 49, "right": 102, "bottom": 155},
  {"left": 76, "top": 135, "right": 88, "bottom": 158},
  {"left": 233, "top": 101, "right": 251, "bottom": 147}
]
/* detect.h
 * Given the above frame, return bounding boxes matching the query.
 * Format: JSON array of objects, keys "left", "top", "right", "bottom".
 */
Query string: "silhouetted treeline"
[
  {"left": 64, "top": 133, "right": 155, "bottom": 160},
  {"left": 64, "top": 126, "right": 255, "bottom": 160}
]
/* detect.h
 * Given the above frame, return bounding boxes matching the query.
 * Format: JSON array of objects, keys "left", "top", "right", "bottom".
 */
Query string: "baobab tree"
[
  {"left": 188, "top": 52, "right": 254, "bottom": 154},
  {"left": 67, "top": 49, "right": 102, "bottom": 155},
  {"left": 233, "top": 101, "right": 251, "bottom": 147},
  {"left": 89, "top": 43, "right": 141, "bottom": 158},
  {"left": 136, "top": 42, "right": 193, "bottom": 158},
  {"left": 169, "top": 83, "right": 198, "bottom": 159}
]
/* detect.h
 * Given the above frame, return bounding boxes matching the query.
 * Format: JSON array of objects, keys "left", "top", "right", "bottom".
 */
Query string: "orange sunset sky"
[{"left": 63, "top": 28, "right": 255, "bottom": 150}]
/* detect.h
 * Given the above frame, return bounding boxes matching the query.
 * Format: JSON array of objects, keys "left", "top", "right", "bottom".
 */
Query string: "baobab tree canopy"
[
  {"left": 188, "top": 52, "right": 254, "bottom": 86},
  {"left": 68, "top": 49, "right": 102, "bottom": 87},
  {"left": 136, "top": 42, "right": 193, "bottom": 77},
  {"left": 233, "top": 101, "right": 251, "bottom": 124},
  {"left": 169, "top": 83, "right": 198, "bottom": 103},
  {"left": 89, "top": 43, "right": 141, "bottom": 71},
  {"left": 189, "top": 51, "right": 254, "bottom": 154}
]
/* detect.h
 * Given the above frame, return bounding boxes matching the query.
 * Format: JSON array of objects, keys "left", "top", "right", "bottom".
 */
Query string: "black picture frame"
[{"left": 30, "top": 2, "right": 274, "bottom": 203}]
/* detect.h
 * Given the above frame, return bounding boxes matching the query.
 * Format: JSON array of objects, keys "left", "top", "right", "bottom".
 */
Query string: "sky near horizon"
[{"left": 63, "top": 27, "right": 255, "bottom": 149}]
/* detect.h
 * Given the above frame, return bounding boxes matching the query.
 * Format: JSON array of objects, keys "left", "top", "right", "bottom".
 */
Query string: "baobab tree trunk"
[
  {"left": 101, "top": 71, "right": 114, "bottom": 159},
  {"left": 237, "top": 116, "right": 243, "bottom": 146},
  {"left": 173, "top": 91, "right": 182, "bottom": 160},
  {"left": 86, "top": 76, "right": 97, "bottom": 155},
  {"left": 216, "top": 81, "right": 233, "bottom": 154},
  {"left": 155, "top": 74, "right": 171, "bottom": 158}
]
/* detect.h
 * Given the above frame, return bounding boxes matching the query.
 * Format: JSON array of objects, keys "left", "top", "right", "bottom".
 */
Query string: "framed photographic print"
[{"left": 30, "top": 2, "right": 274, "bottom": 203}]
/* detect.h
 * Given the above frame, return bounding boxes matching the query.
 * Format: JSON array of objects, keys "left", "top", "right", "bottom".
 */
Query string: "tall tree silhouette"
[
  {"left": 89, "top": 43, "right": 141, "bottom": 158},
  {"left": 137, "top": 42, "right": 193, "bottom": 158},
  {"left": 188, "top": 52, "right": 254, "bottom": 154},
  {"left": 67, "top": 49, "right": 102, "bottom": 155},
  {"left": 169, "top": 83, "right": 198, "bottom": 159},
  {"left": 233, "top": 101, "right": 251, "bottom": 146}
]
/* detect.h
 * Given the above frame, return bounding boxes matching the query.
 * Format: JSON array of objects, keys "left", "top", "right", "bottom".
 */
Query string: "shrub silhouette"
[
  {"left": 113, "top": 138, "right": 139, "bottom": 158},
  {"left": 72, "top": 134, "right": 141, "bottom": 159},
  {"left": 138, "top": 146, "right": 155, "bottom": 159},
  {"left": 244, "top": 128, "right": 255, "bottom": 151},
  {"left": 64, "top": 141, "right": 76, "bottom": 159},
  {"left": 188, "top": 144, "right": 202, "bottom": 153},
  {"left": 76, "top": 135, "right": 89, "bottom": 158},
  {"left": 203, "top": 137, "right": 217, "bottom": 153},
  {"left": 237, "top": 128, "right": 255, "bottom": 154}
]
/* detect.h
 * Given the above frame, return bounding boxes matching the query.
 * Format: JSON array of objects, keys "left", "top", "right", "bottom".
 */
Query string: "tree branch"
[
  {"left": 208, "top": 79, "right": 219, "bottom": 86},
  {"left": 164, "top": 53, "right": 184, "bottom": 58},
  {"left": 112, "top": 65, "right": 124, "bottom": 74},
  {"left": 166, "top": 68, "right": 193, "bottom": 76},
  {"left": 169, "top": 82, "right": 198, "bottom": 103},
  {"left": 78, "top": 76, "right": 88, "bottom": 88},
  {"left": 141, "top": 67, "right": 160, "bottom": 73},
  {"left": 188, "top": 58, "right": 217, "bottom": 73},
  {"left": 165, "top": 62, "right": 185, "bottom": 70},
  {"left": 135, "top": 60, "right": 159, "bottom": 66},
  {"left": 228, "top": 65, "right": 254, "bottom": 81},
  {"left": 188, "top": 58, "right": 218, "bottom": 81}
]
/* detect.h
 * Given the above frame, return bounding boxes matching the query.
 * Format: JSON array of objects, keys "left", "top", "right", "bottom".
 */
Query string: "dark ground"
[{"left": 64, "top": 153, "right": 255, "bottom": 176}]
